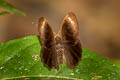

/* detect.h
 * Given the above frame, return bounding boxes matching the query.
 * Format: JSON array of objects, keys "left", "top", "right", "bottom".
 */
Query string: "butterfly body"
[
  {"left": 38, "top": 12, "right": 82, "bottom": 70},
  {"left": 54, "top": 35, "right": 64, "bottom": 64}
]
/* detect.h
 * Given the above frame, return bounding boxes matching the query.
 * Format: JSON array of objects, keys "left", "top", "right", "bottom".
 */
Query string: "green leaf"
[
  {"left": 0, "top": 11, "right": 9, "bottom": 15},
  {"left": 0, "top": 36, "right": 120, "bottom": 80},
  {"left": 0, "top": 0, "right": 26, "bottom": 16}
]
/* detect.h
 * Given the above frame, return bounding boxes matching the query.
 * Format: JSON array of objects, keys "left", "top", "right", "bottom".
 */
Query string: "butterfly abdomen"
[{"left": 55, "top": 35, "right": 64, "bottom": 64}]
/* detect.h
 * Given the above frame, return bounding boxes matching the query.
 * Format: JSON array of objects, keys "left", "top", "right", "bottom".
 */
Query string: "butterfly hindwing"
[
  {"left": 60, "top": 12, "right": 82, "bottom": 69},
  {"left": 38, "top": 17, "right": 59, "bottom": 70}
]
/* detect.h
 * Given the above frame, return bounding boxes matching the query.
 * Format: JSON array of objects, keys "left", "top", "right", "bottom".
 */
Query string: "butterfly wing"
[
  {"left": 60, "top": 12, "right": 82, "bottom": 69},
  {"left": 38, "top": 17, "right": 59, "bottom": 70}
]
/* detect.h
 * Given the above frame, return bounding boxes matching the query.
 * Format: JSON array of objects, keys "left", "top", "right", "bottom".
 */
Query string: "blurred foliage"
[
  {"left": 0, "top": 0, "right": 26, "bottom": 16},
  {"left": 109, "top": 59, "right": 120, "bottom": 69},
  {"left": 0, "top": 11, "right": 9, "bottom": 15},
  {"left": 0, "top": 36, "right": 120, "bottom": 80}
]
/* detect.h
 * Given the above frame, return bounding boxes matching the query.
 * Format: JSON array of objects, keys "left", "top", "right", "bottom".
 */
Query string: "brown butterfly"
[{"left": 38, "top": 12, "right": 82, "bottom": 70}]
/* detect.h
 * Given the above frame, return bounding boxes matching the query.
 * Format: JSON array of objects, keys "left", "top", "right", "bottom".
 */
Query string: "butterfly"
[{"left": 38, "top": 12, "right": 82, "bottom": 70}]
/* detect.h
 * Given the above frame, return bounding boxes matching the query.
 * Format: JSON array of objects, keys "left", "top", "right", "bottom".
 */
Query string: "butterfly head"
[{"left": 54, "top": 35, "right": 62, "bottom": 45}]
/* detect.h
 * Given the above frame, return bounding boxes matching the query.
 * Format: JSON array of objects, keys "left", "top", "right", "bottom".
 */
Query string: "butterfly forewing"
[
  {"left": 38, "top": 17, "right": 59, "bottom": 70},
  {"left": 60, "top": 12, "right": 82, "bottom": 69}
]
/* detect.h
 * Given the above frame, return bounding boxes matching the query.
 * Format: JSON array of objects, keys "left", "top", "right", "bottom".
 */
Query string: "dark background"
[{"left": 0, "top": 0, "right": 120, "bottom": 59}]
